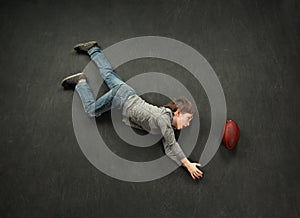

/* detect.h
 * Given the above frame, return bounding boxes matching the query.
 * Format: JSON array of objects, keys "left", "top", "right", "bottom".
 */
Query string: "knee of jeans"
[{"left": 85, "top": 104, "right": 96, "bottom": 117}]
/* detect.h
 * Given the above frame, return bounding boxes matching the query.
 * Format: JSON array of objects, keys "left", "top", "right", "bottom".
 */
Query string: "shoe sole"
[
  {"left": 73, "top": 41, "right": 97, "bottom": 52},
  {"left": 61, "top": 72, "right": 83, "bottom": 88}
]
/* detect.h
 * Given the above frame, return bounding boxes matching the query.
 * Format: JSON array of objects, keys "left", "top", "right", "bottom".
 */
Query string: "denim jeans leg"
[
  {"left": 76, "top": 48, "right": 136, "bottom": 117},
  {"left": 93, "top": 90, "right": 115, "bottom": 117},
  {"left": 75, "top": 81, "right": 96, "bottom": 116},
  {"left": 76, "top": 81, "right": 119, "bottom": 117},
  {"left": 112, "top": 84, "right": 136, "bottom": 109},
  {"left": 88, "top": 47, "right": 124, "bottom": 89},
  {"left": 76, "top": 81, "right": 136, "bottom": 117}
]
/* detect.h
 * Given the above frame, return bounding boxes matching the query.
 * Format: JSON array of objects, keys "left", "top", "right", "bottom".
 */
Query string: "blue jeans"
[{"left": 75, "top": 47, "right": 136, "bottom": 117}]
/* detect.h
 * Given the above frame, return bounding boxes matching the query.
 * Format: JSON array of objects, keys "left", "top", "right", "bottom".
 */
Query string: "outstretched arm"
[
  {"left": 161, "top": 131, "right": 204, "bottom": 180},
  {"left": 164, "top": 141, "right": 203, "bottom": 180},
  {"left": 158, "top": 115, "right": 203, "bottom": 180}
]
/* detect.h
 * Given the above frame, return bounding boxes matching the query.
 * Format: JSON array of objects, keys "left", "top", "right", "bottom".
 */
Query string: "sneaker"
[
  {"left": 73, "top": 40, "right": 98, "bottom": 53},
  {"left": 61, "top": 72, "right": 86, "bottom": 90}
]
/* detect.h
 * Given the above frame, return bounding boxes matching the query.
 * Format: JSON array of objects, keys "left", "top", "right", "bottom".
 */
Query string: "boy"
[{"left": 62, "top": 41, "right": 203, "bottom": 180}]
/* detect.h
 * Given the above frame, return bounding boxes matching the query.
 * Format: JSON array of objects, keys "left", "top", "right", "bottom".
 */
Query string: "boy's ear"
[{"left": 174, "top": 109, "right": 181, "bottom": 116}]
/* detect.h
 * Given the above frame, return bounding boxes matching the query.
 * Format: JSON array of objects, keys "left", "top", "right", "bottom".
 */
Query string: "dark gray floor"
[{"left": 0, "top": 0, "right": 299, "bottom": 217}]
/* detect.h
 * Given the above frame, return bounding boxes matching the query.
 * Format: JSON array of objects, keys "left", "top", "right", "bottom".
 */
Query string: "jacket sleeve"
[{"left": 157, "top": 116, "right": 186, "bottom": 166}]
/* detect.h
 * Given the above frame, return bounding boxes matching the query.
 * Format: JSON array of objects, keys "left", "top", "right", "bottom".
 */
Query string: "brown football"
[{"left": 222, "top": 120, "right": 240, "bottom": 150}]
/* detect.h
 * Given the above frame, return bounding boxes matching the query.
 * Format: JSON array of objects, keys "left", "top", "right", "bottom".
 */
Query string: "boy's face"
[{"left": 173, "top": 111, "right": 193, "bottom": 130}]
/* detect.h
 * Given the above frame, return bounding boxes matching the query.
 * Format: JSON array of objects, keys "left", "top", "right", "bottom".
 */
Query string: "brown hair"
[{"left": 163, "top": 96, "right": 195, "bottom": 114}]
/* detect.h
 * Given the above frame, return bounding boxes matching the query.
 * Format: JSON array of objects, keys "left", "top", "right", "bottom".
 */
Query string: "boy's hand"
[
  {"left": 187, "top": 162, "right": 203, "bottom": 180},
  {"left": 181, "top": 158, "right": 203, "bottom": 180}
]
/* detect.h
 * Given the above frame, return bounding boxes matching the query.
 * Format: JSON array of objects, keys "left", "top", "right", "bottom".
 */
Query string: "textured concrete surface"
[{"left": 0, "top": 0, "right": 299, "bottom": 217}]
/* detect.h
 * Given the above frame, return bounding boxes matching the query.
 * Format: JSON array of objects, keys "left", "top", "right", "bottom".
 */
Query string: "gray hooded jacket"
[{"left": 122, "top": 95, "right": 186, "bottom": 165}]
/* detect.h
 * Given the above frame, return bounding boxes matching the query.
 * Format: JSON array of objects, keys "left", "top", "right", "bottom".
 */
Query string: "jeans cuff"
[
  {"left": 75, "top": 80, "right": 87, "bottom": 91},
  {"left": 88, "top": 46, "right": 101, "bottom": 57}
]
